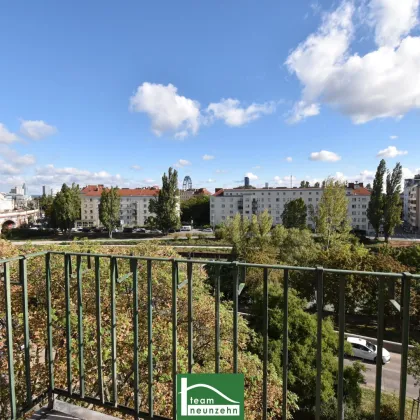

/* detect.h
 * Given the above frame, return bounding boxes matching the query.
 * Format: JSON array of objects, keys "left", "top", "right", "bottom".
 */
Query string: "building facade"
[
  {"left": 403, "top": 175, "right": 420, "bottom": 222},
  {"left": 408, "top": 184, "right": 420, "bottom": 230},
  {"left": 210, "top": 182, "right": 372, "bottom": 234},
  {"left": 179, "top": 188, "right": 211, "bottom": 202},
  {"left": 76, "top": 185, "right": 160, "bottom": 228}
]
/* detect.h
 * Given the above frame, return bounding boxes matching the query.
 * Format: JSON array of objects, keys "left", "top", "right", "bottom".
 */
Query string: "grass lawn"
[{"left": 361, "top": 388, "right": 413, "bottom": 418}]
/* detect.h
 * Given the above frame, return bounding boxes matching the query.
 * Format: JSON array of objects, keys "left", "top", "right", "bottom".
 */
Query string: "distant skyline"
[{"left": 1, "top": 0, "right": 420, "bottom": 193}]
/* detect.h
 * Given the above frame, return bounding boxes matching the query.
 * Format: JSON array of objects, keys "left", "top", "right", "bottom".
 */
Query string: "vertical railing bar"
[
  {"left": 262, "top": 267, "right": 269, "bottom": 420},
  {"left": 399, "top": 273, "right": 411, "bottom": 419},
  {"left": 4, "top": 262, "right": 16, "bottom": 419},
  {"left": 315, "top": 267, "right": 324, "bottom": 420},
  {"left": 282, "top": 269, "right": 289, "bottom": 420},
  {"left": 172, "top": 260, "right": 178, "bottom": 420},
  {"left": 76, "top": 254, "right": 85, "bottom": 399},
  {"left": 337, "top": 275, "right": 346, "bottom": 420},
  {"left": 187, "top": 261, "right": 194, "bottom": 373},
  {"left": 64, "top": 254, "right": 72, "bottom": 395},
  {"left": 215, "top": 265, "right": 221, "bottom": 374},
  {"left": 375, "top": 277, "right": 385, "bottom": 419},
  {"left": 20, "top": 257, "right": 32, "bottom": 406},
  {"left": 46, "top": 253, "right": 54, "bottom": 406},
  {"left": 110, "top": 257, "right": 118, "bottom": 406},
  {"left": 233, "top": 264, "right": 239, "bottom": 373},
  {"left": 87, "top": 250, "right": 92, "bottom": 269},
  {"left": 147, "top": 260, "right": 154, "bottom": 418},
  {"left": 95, "top": 256, "right": 104, "bottom": 404},
  {"left": 132, "top": 258, "right": 139, "bottom": 420}
]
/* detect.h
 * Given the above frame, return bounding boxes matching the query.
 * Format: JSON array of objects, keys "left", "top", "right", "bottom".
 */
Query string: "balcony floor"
[{"left": 30, "top": 408, "right": 80, "bottom": 420}]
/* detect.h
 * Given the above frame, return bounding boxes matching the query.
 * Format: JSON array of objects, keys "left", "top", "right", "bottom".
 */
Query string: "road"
[{"left": 345, "top": 352, "right": 418, "bottom": 399}]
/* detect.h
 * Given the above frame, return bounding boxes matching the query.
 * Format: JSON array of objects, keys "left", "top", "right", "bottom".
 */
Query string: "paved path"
[{"left": 345, "top": 352, "right": 419, "bottom": 399}]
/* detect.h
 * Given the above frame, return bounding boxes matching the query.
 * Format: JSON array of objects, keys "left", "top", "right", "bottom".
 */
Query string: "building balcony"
[{"left": 0, "top": 252, "right": 418, "bottom": 419}]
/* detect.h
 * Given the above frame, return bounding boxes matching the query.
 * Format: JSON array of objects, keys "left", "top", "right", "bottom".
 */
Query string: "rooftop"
[{"left": 81, "top": 185, "right": 159, "bottom": 197}]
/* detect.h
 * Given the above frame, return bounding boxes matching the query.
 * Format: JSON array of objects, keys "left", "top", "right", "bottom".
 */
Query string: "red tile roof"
[
  {"left": 347, "top": 187, "right": 371, "bottom": 196},
  {"left": 213, "top": 189, "right": 224, "bottom": 196},
  {"left": 81, "top": 185, "right": 159, "bottom": 197}
]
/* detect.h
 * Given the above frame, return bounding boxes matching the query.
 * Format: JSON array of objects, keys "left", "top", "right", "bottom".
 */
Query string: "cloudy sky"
[{"left": 1, "top": 0, "right": 419, "bottom": 194}]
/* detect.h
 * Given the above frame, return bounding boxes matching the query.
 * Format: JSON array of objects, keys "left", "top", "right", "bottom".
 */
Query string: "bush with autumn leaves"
[{"left": 0, "top": 239, "right": 297, "bottom": 419}]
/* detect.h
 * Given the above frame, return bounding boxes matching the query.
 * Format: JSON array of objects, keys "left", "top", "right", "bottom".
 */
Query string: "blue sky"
[{"left": 1, "top": 0, "right": 419, "bottom": 194}]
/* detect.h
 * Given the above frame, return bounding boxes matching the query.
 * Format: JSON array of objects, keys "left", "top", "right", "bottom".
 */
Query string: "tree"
[
  {"left": 366, "top": 183, "right": 372, "bottom": 189},
  {"left": 409, "top": 342, "right": 420, "bottom": 387},
  {"left": 99, "top": 187, "right": 121, "bottom": 238},
  {"left": 311, "top": 178, "right": 351, "bottom": 249},
  {"left": 383, "top": 162, "right": 402, "bottom": 242},
  {"left": 181, "top": 195, "right": 210, "bottom": 226},
  {"left": 281, "top": 198, "right": 307, "bottom": 229},
  {"left": 367, "top": 159, "right": 386, "bottom": 238},
  {"left": 314, "top": 182, "right": 320, "bottom": 188},
  {"left": 149, "top": 167, "right": 181, "bottom": 233},
  {"left": 300, "top": 181, "right": 310, "bottom": 188},
  {"left": 52, "top": 183, "right": 81, "bottom": 232}
]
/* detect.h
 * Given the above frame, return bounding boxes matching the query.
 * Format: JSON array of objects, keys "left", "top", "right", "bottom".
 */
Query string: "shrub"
[{"left": 186, "top": 232, "right": 192, "bottom": 240}]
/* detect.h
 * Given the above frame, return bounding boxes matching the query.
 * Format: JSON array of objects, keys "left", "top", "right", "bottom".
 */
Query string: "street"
[{"left": 345, "top": 352, "right": 419, "bottom": 399}]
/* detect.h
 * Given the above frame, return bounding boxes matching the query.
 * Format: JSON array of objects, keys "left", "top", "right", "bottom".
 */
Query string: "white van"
[{"left": 180, "top": 225, "right": 192, "bottom": 231}]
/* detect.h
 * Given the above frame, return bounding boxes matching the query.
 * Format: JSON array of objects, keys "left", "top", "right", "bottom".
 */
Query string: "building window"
[
  {"left": 308, "top": 198, "right": 312, "bottom": 202},
  {"left": 276, "top": 198, "right": 279, "bottom": 202},
  {"left": 230, "top": 204, "right": 233, "bottom": 208},
  {"left": 222, "top": 204, "right": 225, "bottom": 208},
  {"left": 90, "top": 210, "right": 93, "bottom": 213},
  {"left": 211, "top": 204, "right": 214, "bottom": 208},
  {"left": 293, "top": 192, "right": 296, "bottom": 195},
  {"left": 90, "top": 199, "right": 92, "bottom": 202}
]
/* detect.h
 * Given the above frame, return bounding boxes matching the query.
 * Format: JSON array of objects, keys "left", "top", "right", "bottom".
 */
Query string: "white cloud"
[
  {"left": 174, "top": 159, "right": 191, "bottom": 168},
  {"left": 202, "top": 154, "right": 215, "bottom": 161},
  {"left": 30, "top": 164, "right": 124, "bottom": 189},
  {"left": 20, "top": 120, "right": 57, "bottom": 140},
  {"left": 129, "top": 82, "right": 201, "bottom": 138},
  {"left": 287, "top": 101, "right": 320, "bottom": 124},
  {"left": 142, "top": 178, "right": 156, "bottom": 184},
  {"left": 131, "top": 165, "right": 142, "bottom": 171},
  {"left": 309, "top": 150, "right": 341, "bottom": 162},
  {"left": 390, "top": 135, "right": 398, "bottom": 140},
  {"left": 245, "top": 172, "right": 258, "bottom": 181},
  {"left": 0, "top": 162, "right": 20, "bottom": 175},
  {"left": 274, "top": 175, "right": 296, "bottom": 186},
  {"left": 253, "top": 165, "right": 261, "bottom": 170},
  {"left": 0, "top": 123, "right": 19, "bottom": 144},
  {"left": 207, "top": 178, "right": 216, "bottom": 183},
  {"left": 369, "top": 0, "right": 419, "bottom": 48},
  {"left": 286, "top": 1, "right": 420, "bottom": 124},
  {"left": 216, "top": 169, "right": 227, "bottom": 173},
  {"left": 206, "top": 98, "right": 275, "bottom": 127},
  {"left": 286, "top": 157, "right": 293, "bottom": 162},
  {"left": 377, "top": 145, "right": 408, "bottom": 158}
]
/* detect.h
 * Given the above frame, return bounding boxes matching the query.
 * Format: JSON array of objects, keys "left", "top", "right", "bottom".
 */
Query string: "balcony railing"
[{"left": 1, "top": 251, "right": 419, "bottom": 419}]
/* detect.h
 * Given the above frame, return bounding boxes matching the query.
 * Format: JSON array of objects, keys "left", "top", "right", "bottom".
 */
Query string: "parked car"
[
  {"left": 168, "top": 228, "right": 176, "bottom": 233},
  {"left": 123, "top": 227, "right": 133, "bottom": 233},
  {"left": 133, "top": 228, "right": 146, "bottom": 233},
  {"left": 347, "top": 337, "right": 390, "bottom": 364},
  {"left": 150, "top": 229, "right": 162, "bottom": 234},
  {"left": 202, "top": 228, "right": 213, "bottom": 233},
  {"left": 180, "top": 225, "right": 192, "bottom": 231}
]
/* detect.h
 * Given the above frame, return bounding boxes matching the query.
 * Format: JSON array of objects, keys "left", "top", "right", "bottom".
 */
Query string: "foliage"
[
  {"left": 218, "top": 213, "right": 252, "bottom": 259},
  {"left": 149, "top": 167, "right": 181, "bottom": 233},
  {"left": 310, "top": 178, "right": 351, "bottom": 249},
  {"left": 408, "top": 341, "right": 420, "bottom": 386},
  {"left": 99, "top": 186, "right": 121, "bottom": 238},
  {"left": 391, "top": 245, "right": 420, "bottom": 273},
  {"left": 249, "top": 284, "right": 365, "bottom": 414},
  {"left": 300, "top": 181, "right": 310, "bottom": 188},
  {"left": 181, "top": 195, "right": 210, "bottom": 226},
  {"left": 52, "top": 183, "right": 81, "bottom": 232},
  {"left": 0, "top": 240, "right": 297, "bottom": 419},
  {"left": 367, "top": 159, "right": 386, "bottom": 238},
  {"left": 281, "top": 198, "right": 307, "bottom": 229},
  {"left": 383, "top": 162, "right": 403, "bottom": 242}
]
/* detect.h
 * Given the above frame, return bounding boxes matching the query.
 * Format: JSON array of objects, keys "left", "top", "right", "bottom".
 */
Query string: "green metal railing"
[{"left": 1, "top": 250, "right": 419, "bottom": 419}]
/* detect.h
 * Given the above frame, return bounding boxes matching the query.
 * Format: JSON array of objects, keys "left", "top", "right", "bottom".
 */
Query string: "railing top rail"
[{"left": 1, "top": 250, "right": 419, "bottom": 279}]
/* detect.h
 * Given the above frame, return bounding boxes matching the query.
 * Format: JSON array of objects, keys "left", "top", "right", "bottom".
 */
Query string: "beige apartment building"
[
  {"left": 408, "top": 184, "right": 420, "bottom": 230},
  {"left": 76, "top": 185, "right": 160, "bottom": 228},
  {"left": 210, "top": 182, "right": 373, "bottom": 234}
]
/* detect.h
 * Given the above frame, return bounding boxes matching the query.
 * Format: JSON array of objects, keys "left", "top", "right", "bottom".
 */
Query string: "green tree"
[
  {"left": 250, "top": 210, "right": 273, "bottom": 249},
  {"left": 181, "top": 195, "right": 210, "bottom": 226},
  {"left": 249, "top": 284, "right": 365, "bottom": 414},
  {"left": 314, "top": 182, "right": 320, "bottom": 188},
  {"left": 383, "top": 162, "right": 402, "bottom": 242},
  {"left": 149, "top": 167, "right": 181, "bottom": 233},
  {"left": 408, "top": 342, "right": 420, "bottom": 387},
  {"left": 281, "top": 198, "right": 307, "bottom": 229},
  {"left": 367, "top": 159, "right": 386, "bottom": 238},
  {"left": 300, "top": 180, "right": 310, "bottom": 188},
  {"left": 99, "top": 187, "right": 121, "bottom": 238},
  {"left": 311, "top": 178, "right": 351, "bottom": 249},
  {"left": 52, "top": 183, "right": 81, "bottom": 232},
  {"left": 219, "top": 213, "right": 252, "bottom": 259}
]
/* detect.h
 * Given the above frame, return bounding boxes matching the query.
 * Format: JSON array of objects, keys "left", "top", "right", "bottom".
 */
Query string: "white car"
[
  {"left": 347, "top": 337, "right": 391, "bottom": 364},
  {"left": 181, "top": 225, "right": 192, "bottom": 231},
  {"left": 202, "top": 228, "right": 213, "bottom": 233}
]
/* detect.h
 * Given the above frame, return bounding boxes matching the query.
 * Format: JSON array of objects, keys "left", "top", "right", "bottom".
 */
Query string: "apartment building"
[
  {"left": 403, "top": 175, "right": 420, "bottom": 222},
  {"left": 210, "top": 182, "right": 372, "bottom": 234},
  {"left": 179, "top": 188, "right": 212, "bottom": 202},
  {"left": 408, "top": 184, "right": 420, "bottom": 230},
  {"left": 76, "top": 185, "right": 160, "bottom": 228}
]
